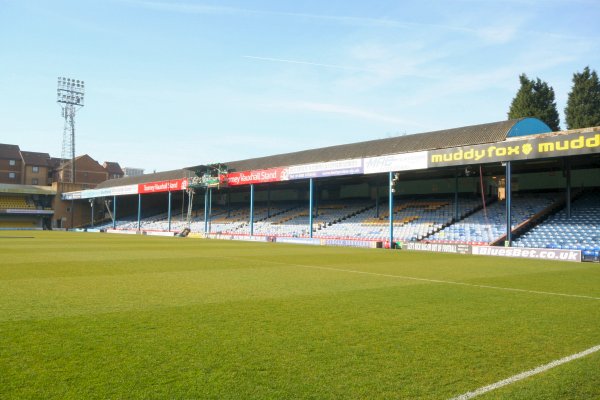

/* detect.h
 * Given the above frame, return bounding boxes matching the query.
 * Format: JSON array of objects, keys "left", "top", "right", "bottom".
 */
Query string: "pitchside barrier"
[
  {"left": 403, "top": 242, "right": 582, "bottom": 262},
  {"left": 203, "top": 233, "right": 380, "bottom": 248},
  {"left": 91, "top": 230, "right": 583, "bottom": 262},
  {"left": 104, "top": 229, "right": 176, "bottom": 237}
]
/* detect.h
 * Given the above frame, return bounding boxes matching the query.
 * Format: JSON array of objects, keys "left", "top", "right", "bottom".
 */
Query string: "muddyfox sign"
[{"left": 428, "top": 131, "right": 600, "bottom": 167}]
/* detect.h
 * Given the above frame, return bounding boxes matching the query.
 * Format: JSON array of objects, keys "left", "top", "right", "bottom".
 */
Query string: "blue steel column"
[
  {"left": 204, "top": 189, "right": 208, "bottom": 234},
  {"left": 208, "top": 188, "right": 212, "bottom": 234},
  {"left": 505, "top": 162, "right": 512, "bottom": 246},
  {"left": 91, "top": 201, "right": 94, "bottom": 227},
  {"left": 250, "top": 184, "right": 254, "bottom": 236},
  {"left": 314, "top": 181, "right": 319, "bottom": 217},
  {"left": 227, "top": 190, "right": 231, "bottom": 218},
  {"left": 112, "top": 195, "right": 117, "bottom": 229},
  {"left": 167, "top": 191, "right": 172, "bottom": 232},
  {"left": 375, "top": 184, "right": 379, "bottom": 218},
  {"left": 454, "top": 170, "right": 459, "bottom": 220},
  {"left": 267, "top": 187, "right": 271, "bottom": 218},
  {"left": 389, "top": 171, "right": 394, "bottom": 249},
  {"left": 137, "top": 193, "right": 142, "bottom": 231},
  {"left": 566, "top": 158, "right": 572, "bottom": 219},
  {"left": 309, "top": 178, "right": 314, "bottom": 238}
]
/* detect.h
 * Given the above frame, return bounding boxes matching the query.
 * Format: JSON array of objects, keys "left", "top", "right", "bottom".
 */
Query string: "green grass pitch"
[{"left": 1, "top": 231, "right": 599, "bottom": 399}]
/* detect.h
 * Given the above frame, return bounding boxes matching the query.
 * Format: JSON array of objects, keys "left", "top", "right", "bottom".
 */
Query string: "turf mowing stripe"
[
  {"left": 448, "top": 344, "right": 600, "bottom": 399},
  {"left": 229, "top": 257, "right": 600, "bottom": 301}
]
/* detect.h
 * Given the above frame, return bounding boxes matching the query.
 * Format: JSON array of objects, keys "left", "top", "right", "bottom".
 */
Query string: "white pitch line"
[
  {"left": 267, "top": 261, "right": 600, "bottom": 301},
  {"left": 220, "top": 254, "right": 600, "bottom": 301},
  {"left": 448, "top": 344, "right": 600, "bottom": 399}
]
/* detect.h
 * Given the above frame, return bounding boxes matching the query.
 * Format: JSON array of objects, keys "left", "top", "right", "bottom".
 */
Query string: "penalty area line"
[{"left": 448, "top": 344, "right": 600, "bottom": 400}]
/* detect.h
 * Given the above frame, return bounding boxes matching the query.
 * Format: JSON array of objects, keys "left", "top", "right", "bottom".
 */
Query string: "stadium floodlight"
[
  {"left": 57, "top": 76, "right": 86, "bottom": 184},
  {"left": 57, "top": 76, "right": 85, "bottom": 106}
]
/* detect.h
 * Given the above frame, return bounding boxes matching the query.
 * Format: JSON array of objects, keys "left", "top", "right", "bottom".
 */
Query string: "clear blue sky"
[{"left": 1, "top": 0, "right": 598, "bottom": 173}]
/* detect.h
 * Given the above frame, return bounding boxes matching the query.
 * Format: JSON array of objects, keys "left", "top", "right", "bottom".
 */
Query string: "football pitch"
[{"left": 1, "top": 231, "right": 599, "bottom": 399}]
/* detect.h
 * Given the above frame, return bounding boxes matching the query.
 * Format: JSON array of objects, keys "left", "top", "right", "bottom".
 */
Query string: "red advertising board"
[
  {"left": 138, "top": 178, "right": 188, "bottom": 194},
  {"left": 226, "top": 167, "right": 288, "bottom": 186}
]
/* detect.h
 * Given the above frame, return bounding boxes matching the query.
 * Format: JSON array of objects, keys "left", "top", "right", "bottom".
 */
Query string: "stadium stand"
[
  {"left": 426, "top": 192, "right": 560, "bottom": 245},
  {"left": 0, "top": 194, "right": 36, "bottom": 210},
  {"left": 514, "top": 191, "right": 600, "bottom": 262},
  {"left": 313, "top": 197, "right": 481, "bottom": 241},
  {"left": 88, "top": 189, "right": 600, "bottom": 264},
  {"left": 70, "top": 121, "right": 598, "bottom": 263},
  {"left": 244, "top": 201, "right": 372, "bottom": 237},
  {"left": 94, "top": 196, "right": 481, "bottom": 241}
]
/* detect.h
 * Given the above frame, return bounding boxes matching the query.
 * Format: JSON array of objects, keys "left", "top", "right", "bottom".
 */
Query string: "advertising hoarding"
[
  {"left": 472, "top": 246, "right": 581, "bottom": 262},
  {"left": 428, "top": 131, "right": 600, "bottom": 168},
  {"left": 363, "top": 151, "right": 428, "bottom": 174},
  {"left": 226, "top": 167, "right": 288, "bottom": 186},
  {"left": 404, "top": 242, "right": 471, "bottom": 254},
  {"left": 138, "top": 178, "right": 188, "bottom": 194},
  {"left": 286, "top": 158, "right": 363, "bottom": 179},
  {"left": 62, "top": 184, "right": 138, "bottom": 200}
]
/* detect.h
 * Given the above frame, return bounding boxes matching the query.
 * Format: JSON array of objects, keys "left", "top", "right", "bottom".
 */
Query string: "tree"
[
  {"left": 508, "top": 74, "right": 560, "bottom": 131},
  {"left": 564, "top": 66, "right": 600, "bottom": 129}
]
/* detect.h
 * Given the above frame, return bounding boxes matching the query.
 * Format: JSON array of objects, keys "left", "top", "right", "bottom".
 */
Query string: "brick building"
[
  {"left": 1, "top": 142, "right": 125, "bottom": 229},
  {"left": 0, "top": 144, "right": 23, "bottom": 184}
]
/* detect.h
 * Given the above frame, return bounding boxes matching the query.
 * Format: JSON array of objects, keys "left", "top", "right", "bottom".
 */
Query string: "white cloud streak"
[
  {"left": 119, "top": 0, "right": 482, "bottom": 36},
  {"left": 119, "top": 0, "right": 596, "bottom": 45},
  {"left": 242, "top": 55, "right": 376, "bottom": 73}
]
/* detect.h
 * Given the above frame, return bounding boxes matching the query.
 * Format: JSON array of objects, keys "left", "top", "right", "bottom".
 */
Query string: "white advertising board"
[{"left": 363, "top": 151, "right": 428, "bottom": 174}]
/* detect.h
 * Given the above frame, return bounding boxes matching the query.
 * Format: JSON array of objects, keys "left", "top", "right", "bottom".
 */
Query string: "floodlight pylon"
[{"left": 57, "top": 77, "right": 85, "bottom": 183}]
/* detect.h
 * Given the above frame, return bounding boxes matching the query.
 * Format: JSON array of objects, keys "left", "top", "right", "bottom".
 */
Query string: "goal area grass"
[{"left": 1, "top": 231, "right": 599, "bottom": 399}]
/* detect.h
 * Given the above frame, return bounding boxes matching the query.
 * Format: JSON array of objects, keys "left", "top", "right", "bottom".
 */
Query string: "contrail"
[{"left": 242, "top": 55, "right": 373, "bottom": 72}]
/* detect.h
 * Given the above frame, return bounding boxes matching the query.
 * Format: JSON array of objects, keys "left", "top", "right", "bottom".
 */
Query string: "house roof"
[
  {"left": 48, "top": 157, "right": 63, "bottom": 168},
  {"left": 0, "top": 143, "right": 21, "bottom": 160},
  {"left": 103, "top": 161, "right": 124, "bottom": 175},
  {"left": 20, "top": 151, "right": 51, "bottom": 166},
  {"left": 57, "top": 154, "right": 107, "bottom": 172}
]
